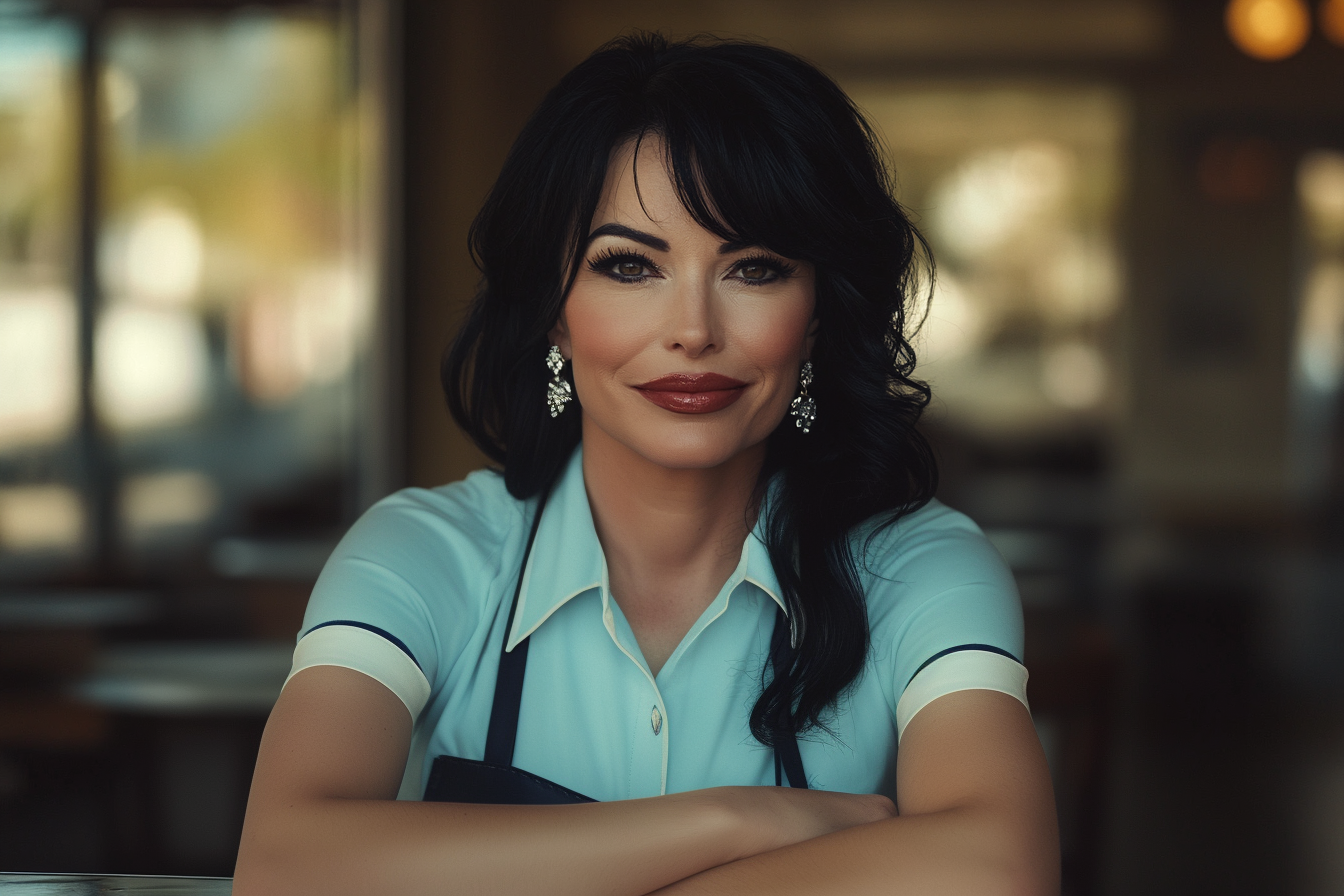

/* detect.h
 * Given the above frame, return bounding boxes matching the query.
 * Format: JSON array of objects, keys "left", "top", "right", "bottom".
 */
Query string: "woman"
[{"left": 235, "top": 33, "right": 1058, "bottom": 896}]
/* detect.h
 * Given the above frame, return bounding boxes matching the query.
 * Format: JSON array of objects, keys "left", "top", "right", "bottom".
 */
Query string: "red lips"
[{"left": 635, "top": 373, "right": 748, "bottom": 413}]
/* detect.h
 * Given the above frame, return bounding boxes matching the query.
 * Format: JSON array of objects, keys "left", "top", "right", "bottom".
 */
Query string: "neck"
[{"left": 580, "top": 424, "right": 765, "bottom": 613}]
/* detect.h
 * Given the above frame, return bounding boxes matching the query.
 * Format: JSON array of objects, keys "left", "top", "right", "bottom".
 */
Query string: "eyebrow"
[
  {"left": 586, "top": 223, "right": 758, "bottom": 256},
  {"left": 716, "top": 239, "right": 755, "bottom": 255},
  {"left": 586, "top": 223, "right": 669, "bottom": 253}
]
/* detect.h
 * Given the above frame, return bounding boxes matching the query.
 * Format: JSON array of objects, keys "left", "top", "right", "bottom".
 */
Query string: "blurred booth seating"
[
  {"left": 0, "top": 591, "right": 152, "bottom": 871},
  {"left": 0, "top": 591, "right": 158, "bottom": 751},
  {"left": 1025, "top": 604, "right": 1119, "bottom": 896},
  {"left": 968, "top": 469, "right": 1120, "bottom": 896},
  {"left": 64, "top": 640, "right": 291, "bottom": 875},
  {"left": 0, "top": 590, "right": 293, "bottom": 876}
]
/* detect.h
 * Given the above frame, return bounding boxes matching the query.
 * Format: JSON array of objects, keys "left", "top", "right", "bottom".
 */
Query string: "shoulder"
[
  {"left": 855, "top": 498, "right": 1014, "bottom": 596},
  {"left": 852, "top": 500, "right": 1027, "bottom": 734},
  {"left": 298, "top": 467, "right": 527, "bottom": 694},
  {"left": 305, "top": 466, "right": 526, "bottom": 642},
  {"left": 854, "top": 498, "right": 1023, "bottom": 672},
  {"left": 332, "top": 467, "right": 524, "bottom": 573}
]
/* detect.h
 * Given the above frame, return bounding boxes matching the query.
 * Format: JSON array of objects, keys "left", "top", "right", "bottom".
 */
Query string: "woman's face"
[{"left": 550, "top": 136, "right": 816, "bottom": 472}]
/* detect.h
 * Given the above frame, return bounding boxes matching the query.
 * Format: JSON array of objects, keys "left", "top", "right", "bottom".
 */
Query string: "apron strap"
[
  {"left": 483, "top": 488, "right": 549, "bottom": 767},
  {"left": 769, "top": 605, "right": 808, "bottom": 789}
]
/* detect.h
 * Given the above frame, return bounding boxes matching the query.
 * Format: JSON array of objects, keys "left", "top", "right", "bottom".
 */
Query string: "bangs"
[{"left": 621, "top": 48, "right": 889, "bottom": 267}]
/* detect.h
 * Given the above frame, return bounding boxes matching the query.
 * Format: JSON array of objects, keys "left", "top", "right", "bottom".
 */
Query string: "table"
[
  {"left": 0, "top": 873, "right": 230, "bottom": 894},
  {"left": 68, "top": 642, "right": 292, "bottom": 715}
]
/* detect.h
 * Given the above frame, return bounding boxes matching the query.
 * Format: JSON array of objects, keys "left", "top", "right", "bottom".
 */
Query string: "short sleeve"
[
  {"left": 286, "top": 470, "right": 518, "bottom": 720},
  {"left": 861, "top": 500, "right": 1029, "bottom": 740}
]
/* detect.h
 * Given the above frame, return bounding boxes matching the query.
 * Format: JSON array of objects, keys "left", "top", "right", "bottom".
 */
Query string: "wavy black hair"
[{"left": 443, "top": 33, "right": 937, "bottom": 746}]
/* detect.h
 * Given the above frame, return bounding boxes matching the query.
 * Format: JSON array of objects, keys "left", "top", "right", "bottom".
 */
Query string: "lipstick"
[{"left": 635, "top": 373, "right": 748, "bottom": 414}]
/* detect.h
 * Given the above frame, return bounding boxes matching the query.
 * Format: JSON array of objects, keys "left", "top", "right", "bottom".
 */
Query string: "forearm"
[
  {"left": 234, "top": 789, "right": 745, "bottom": 896},
  {"left": 237, "top": 669, "right": 894, "bottom": 895},
  {"left": 653, "top": 692, "right": 1062, "bottom": 896},
  {"left": 652, "top": 804, "right": 1058, "bottom": 896}
]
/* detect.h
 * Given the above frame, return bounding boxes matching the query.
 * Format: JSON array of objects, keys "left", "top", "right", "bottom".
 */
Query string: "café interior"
[{"left": 1, "top": 0, "right": 1343, "bottom": 892}]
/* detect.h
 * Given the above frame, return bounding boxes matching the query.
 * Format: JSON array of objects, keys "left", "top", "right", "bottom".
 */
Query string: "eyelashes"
[
  {"left": 586, "top": 246, "right": 798, "bottom": 284},
  {"left": 587, "top": 248, "right": 658, "bottom": 282},
  {"left": 734, "top": 254, "right": 799, "bottom": 283}
]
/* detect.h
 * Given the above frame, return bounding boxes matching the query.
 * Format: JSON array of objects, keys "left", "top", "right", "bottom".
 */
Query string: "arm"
[
  {"left": 650, "top": 689, "right": 1060, "bottom": 896},
  {"left": 233, "top": 665, "right": 896, "bottom": 896}
]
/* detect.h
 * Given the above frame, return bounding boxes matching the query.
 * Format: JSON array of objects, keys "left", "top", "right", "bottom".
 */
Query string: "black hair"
[{"left": 443, "top": 33, "right": 937, "bottom": 746}]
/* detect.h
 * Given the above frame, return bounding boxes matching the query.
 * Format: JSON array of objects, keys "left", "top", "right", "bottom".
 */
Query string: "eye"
[
  {"left": 729, "top": 254, "right": 797, "bottom": 285},
  {"left": 587, "top": 248, "right": 659, "bottom": 283}
]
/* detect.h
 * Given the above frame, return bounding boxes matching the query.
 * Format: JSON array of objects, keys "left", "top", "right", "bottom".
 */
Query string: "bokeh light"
[
  {"left": 123, "top": 201, "right": 204, "bottom": 306},
  {"left": 1298, "top": 149, "right": 1344, "bottom": 248},
  {"left": 102, "top": 65, "right": 138, "bottom": 121},
  {"left": 1041, "top": 341, "right": 1108, "bottom": 409},
  {"left": 121, "top": 470, "right": 220, "bottom": 541},
  {"left": 0, "top": 485, "right": 84, "bottom": 552},
  {"left": 232, "top": 266, "right": 366, "bottom": 404},
  {"left": 0, "top": 287, "right": 78, "bottom": 449},
  {"left": 95, "top": 305, "right": 209, "bottom": 430},
  {"left": 931, "top": 142, "right": 1073, "bottom": 260},
  {"left": 1225, "top": 0, "right": 1311, "bottom": 60},
  {"left": 1295, "top": 263, "right": 1344, "bottom": 393},
  {"left": 1322, "top": 0, "right": 1344, "bottom": 46},
  {"left": 919, "top": 273, "right": 984, "bottom": 362}
]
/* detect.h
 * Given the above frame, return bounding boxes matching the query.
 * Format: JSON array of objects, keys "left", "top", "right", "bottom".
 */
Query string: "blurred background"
[{"left": 0, "top": 0, "right": 1341, "bottom": 891}]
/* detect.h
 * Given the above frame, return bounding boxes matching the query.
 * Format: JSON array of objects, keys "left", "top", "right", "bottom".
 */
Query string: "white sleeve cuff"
[
  {"left": 287, "top": 624, "right": 432, "bottom": 720},
  {"left": 895, "top": 649, "right": 1029, "bottom": 742}
]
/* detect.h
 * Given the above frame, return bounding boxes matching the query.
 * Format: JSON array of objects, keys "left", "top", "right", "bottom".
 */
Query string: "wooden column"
[{"left": 401, "top": 0, "right": 564, "bottom": 487}]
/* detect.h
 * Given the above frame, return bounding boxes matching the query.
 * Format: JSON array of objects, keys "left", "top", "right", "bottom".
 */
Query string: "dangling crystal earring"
[
  {"left": 545, "top": 345, "right": 573, "bottom": 418},
  {"left": 789, "top": 361, "right": 816, "bottom": 433}
]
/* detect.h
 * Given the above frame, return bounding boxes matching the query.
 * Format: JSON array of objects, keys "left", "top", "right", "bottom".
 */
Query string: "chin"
[
  {"left": 625, "top": 436, "right": 741, "bottom": 470},
  {"left": 595, "top": 423, "right": 761, "bottom": 472}
]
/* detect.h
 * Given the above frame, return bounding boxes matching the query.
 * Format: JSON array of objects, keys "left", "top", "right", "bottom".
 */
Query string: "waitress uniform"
[{"left": 286, "top": 446, "right": 1029, "bottom": 802}]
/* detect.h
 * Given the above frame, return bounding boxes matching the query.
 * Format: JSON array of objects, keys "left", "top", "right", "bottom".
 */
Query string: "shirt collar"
[
  {"left": 507, "top": 447, "right": 604, "bottom": 650},
  {"left": 743, "top": 524, "right": 785, "bottom": 615},
  {"left": 506, "top": 446, "right": 789, "bottom": 652}
]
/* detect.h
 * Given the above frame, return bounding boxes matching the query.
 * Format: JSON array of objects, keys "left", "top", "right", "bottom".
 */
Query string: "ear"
[
  {"left": 548, "top": 311, "right": 572, "bottom": 360},
  {"left": 803, "top": 317, "right": 819, "bottom": 360}
]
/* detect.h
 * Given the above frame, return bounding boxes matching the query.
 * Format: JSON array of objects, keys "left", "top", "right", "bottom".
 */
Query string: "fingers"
[{"left": 758, "top": 787, "right": 897, "bottom": 852}]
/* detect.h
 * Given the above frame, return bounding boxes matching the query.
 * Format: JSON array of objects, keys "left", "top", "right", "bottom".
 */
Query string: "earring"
[
  {"left": 545, "top": 345, "right": 573, "bottom": 418},
  {"left": 789, "top": 361, "right": 816, "bottom": 433}
]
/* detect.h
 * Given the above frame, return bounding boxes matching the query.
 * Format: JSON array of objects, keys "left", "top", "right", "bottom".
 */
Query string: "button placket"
[{"left": 599, "top": 589, "right": 671, "bottom": 793}]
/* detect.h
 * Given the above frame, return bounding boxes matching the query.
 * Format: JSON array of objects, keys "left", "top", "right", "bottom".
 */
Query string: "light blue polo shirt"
[{"left": 288, "top": 446, "right": 1027, "bottom": 801}]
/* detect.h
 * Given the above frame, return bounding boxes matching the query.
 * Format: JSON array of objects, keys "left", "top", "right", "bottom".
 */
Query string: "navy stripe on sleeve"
[
  {"left": 907, "top": 643, "right": 1020, "bottom": 688},
  {"left": 302, "top": 619, "right": 422, "bottom": 670}
]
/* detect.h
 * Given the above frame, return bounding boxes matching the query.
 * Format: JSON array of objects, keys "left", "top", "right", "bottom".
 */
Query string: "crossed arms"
[{"left": 233, "top": 665, "right": 1058, "bottom": 896}]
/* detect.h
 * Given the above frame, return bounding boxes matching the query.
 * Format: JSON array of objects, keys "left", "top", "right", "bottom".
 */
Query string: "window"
[
  {"left": 0, "top": 0, "right": 395, "bottom": 582},
  {"left": 1290, "top": 147, "right": 1344, "bottom": 500},
  {"left": 848, "top": 82, "right": 1128, "bottom": 444}
]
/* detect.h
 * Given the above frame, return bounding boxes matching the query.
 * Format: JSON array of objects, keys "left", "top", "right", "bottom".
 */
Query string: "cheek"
[
  {"left": 733, "top": 292, "right": 817, "bottom": 370},
  {"left": 562, "top": 293, "right": 652, "bottom": 378}
]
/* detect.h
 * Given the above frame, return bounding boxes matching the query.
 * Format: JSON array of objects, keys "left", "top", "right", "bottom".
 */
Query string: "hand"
[{"left": 714, "top": 785, "right": 897, "bottom": 860}]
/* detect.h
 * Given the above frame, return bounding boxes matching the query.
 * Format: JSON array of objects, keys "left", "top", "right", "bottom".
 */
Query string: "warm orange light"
[
  {"left": 1226, "top": 0, "right": 1311, "bottom": 59},
  {"left": 1322, "top": 0, "right": 1344, "bottom": 46}
]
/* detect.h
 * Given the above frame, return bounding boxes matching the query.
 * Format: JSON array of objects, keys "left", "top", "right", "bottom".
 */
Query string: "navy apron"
[{"left": 423, "top": 489, "right": 807, "bottom": 804}]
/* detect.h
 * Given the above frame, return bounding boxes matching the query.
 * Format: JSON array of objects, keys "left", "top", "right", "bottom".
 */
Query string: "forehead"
[{"left": 591, "top": 136, "right": 683, "bottom": 229}]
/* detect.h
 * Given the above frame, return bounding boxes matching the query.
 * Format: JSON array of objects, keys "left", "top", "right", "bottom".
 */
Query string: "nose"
[{"left": 664, "top": 275, "right": 719, "bottom": 358}]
